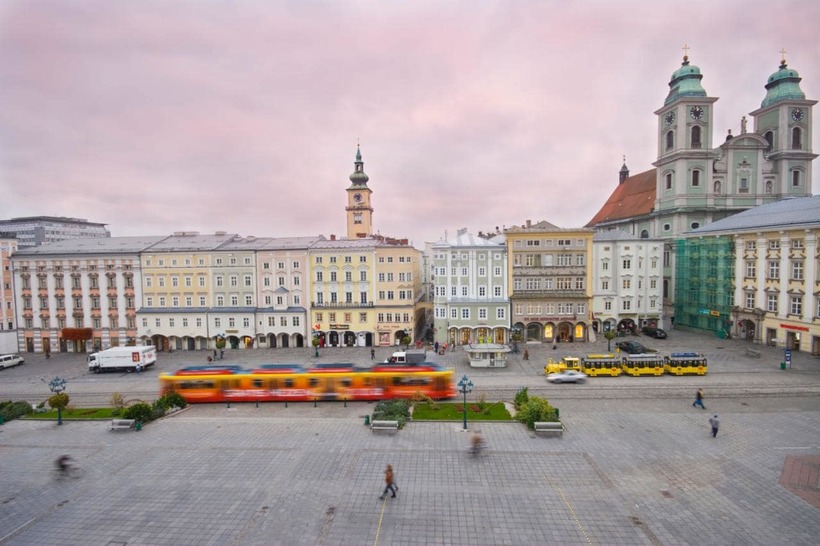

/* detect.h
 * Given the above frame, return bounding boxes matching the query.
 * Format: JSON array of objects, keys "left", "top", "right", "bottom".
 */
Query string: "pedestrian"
[
  {"left": 523, "top": 349, "right": 529, "bottom": 360},
  {"left": 416, "top": 339, "right": 422, "bottom": 349},
  {"left": 693, "top": 388, "right": 706, "bottom": 409},
  {"left": 45, "top": 345, "right": 51, "bottom": 359},
  {"left": 135, "top": 363, "right": 142, "bottom": 374},
  {"left": 370, "top": 348, "right": 375, "bottom": 360},
  {"left": 434, "top": 341, "right": 439, "bottom": 353},
  {"left": 709, "top": 414, "right": 720, "bottom": 438},
  {"left": 219, "top": 349, "right": 224, "bottom": 360},
  {"left": 378, "top": 464, "right": 397, "bottom": 500},
  {"left": 552, "top": 340, "right": 557, "bottom": 351},
  {"left": 213, "top": 349, "right": 217, "bottom": 359}
]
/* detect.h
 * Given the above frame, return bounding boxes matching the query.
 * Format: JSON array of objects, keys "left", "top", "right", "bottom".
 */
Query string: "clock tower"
[{"left": 346, "top": 145, "right": 374, "bottom": 239}]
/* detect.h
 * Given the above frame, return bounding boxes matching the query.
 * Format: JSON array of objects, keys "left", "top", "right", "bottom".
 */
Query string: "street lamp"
[
  {"left": 457, "top": 374, "right": 473, "bottom": 430},
  {"left": 47, "top": 376, "right": 67, "bottom": 425}
]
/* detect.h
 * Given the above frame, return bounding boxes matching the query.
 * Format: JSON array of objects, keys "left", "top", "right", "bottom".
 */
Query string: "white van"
[{"left": 0, "top": 354, "right": 25, "bottom": 369}]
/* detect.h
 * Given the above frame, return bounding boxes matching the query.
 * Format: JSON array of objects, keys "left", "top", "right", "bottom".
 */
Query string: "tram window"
[
  {"left": 341, "top": 378, "right": 352, "bottom": 387},
  {"left": 284, "top": 379, "right": 294, "bottom": 388},
  {"left": 392, "top": 376, "right": 403, "bottom": 386},
  {"left": 363, "top": 377, "right": 371, "bottom": 386},
  {"left": 252, "top": 379, "right": 263, "bottom": 388},
  {"left": 271, "top": 379, "right": 278, "bottom": 389},
  {"left": 309, "top": 378, "right": 319, "bottom": 388}
]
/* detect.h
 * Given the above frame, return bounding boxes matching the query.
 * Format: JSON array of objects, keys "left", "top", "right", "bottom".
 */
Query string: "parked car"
[
  {"left": 616, "top": 341, "right": 657, "bottom": 354},
  {"left": 546, "top": 370, "right": 588, "bottom": 383},
  {"left": 641, "top": 326, "right": 668, "bottom": 339},
  {"left": 0, "top": 354, "right": 25, "bottom": 369}
]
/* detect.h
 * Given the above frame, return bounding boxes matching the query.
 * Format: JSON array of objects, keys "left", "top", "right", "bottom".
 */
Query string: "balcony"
[
  {"left": 311, "top": 301, "right": 375, "bottom": 308},
  {"left": 510, "top": 290, "right": 588, "bottom": 299}
]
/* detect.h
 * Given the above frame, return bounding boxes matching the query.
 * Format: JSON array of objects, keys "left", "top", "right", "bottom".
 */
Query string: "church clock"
[
  {"left": 664, "top": 111, "right": 676, "bottom": 125},
  {"left": 353, "top": 192, "right": 363, "bottom": 203}
]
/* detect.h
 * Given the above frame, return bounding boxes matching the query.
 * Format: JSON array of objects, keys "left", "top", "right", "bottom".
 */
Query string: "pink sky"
[{"left": 1, "top": 1, "right": 818, "bottom": 246}]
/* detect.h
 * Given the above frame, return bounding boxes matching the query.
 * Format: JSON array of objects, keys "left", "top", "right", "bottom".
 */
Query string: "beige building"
[
  {"left": 505, "top": 221, "right": 595, "bottom": 343},
  {"left": 1, "top": 234, "right": 19, "bottom": 353}
]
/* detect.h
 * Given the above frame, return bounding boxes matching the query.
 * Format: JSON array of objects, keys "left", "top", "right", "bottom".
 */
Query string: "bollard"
[
  {"left": 256, "top": 400, "right": 259, "bottom": 408},
  {"left": 364, "top": 415, "right": 370, "bottom": 426},
  {"left": 344, "top": 399, "right": 347, "bottom": 407},
  {"left": 780, "top": 362, "right": 786, "bottom": 370},
  {"left": 285, "top": 400, "right": 288, "bottom": 408},
  {"left": 226, "top": 401, "right": 231, "bottom": 408},
  {"left": 314, "top": 397, "right": 318, "bottom": 408}
]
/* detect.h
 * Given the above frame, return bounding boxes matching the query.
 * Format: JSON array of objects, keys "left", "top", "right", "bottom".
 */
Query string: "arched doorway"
[
  {"left": 278, "top": 333, "right": 290, "bottom": 348},
  {"left": 151, "top": 335, "right": 169, "bottom": 352},
  {"left": 739, "top": 319, "right": 755, "bottom": 341},
  {"left": 364, "top": 332, "right": 373, "bottom": 347},
  {"left": 557, "top": 322, "right": 573, "bottom": 341},
  {"left": 294, "top": 333, "right": 304, "bottom": 347},
  {"left": 343, "top": 331, "right": 356, "bottom": 347},
  {"left": 459, "top": 328, "right": 471, "bottom": 345},
  {"left": 267, "top": 333, "right": 277, "bottom": 348},
  {"left": 227, "top": 335, "right": 240, "bottom": 349},
  {"left": 328, "top": 331, "right": 339, "bottom": 347},
  {"left": 526, "top": 322, "right": 542, "bottom": 342}
]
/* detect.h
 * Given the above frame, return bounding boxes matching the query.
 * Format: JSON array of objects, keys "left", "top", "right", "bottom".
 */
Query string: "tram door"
[{"left": 324, "top": 378, "right": 337, "bottom": 398}]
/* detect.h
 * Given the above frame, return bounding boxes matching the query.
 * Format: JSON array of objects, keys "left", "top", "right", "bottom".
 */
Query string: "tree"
[
  {"left": 48, "top": 392, "right": 69, "bottom": 426},
  {"left": 605, "top": 330, "right": 617, "bottom": 352},
  {"left": 401, "top": 335, "right": 411, "bottom": 349}
]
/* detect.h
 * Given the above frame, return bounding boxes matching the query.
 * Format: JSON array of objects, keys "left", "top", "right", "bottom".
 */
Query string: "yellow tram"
[
  {"left": 621, "top": 353, "right": 665, "bottom": 376},
  {"left": 664, "top": 352, "right": 708, "bottom": 376},
  {"left": 581, "top": 354, "right": 622, "bottom": 376}
]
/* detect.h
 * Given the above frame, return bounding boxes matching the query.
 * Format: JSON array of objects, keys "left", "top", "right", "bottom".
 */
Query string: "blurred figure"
[
  {"left": 470, "top": 431, "right": 484, "bottom": 456},
  {"left": 378, "top": 464, "right": 397, "bottom": 499}
]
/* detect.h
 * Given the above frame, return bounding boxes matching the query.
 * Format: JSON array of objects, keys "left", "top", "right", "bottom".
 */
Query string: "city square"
[{"left": 1, "top": 330, "right": 819, "bottom": 545}]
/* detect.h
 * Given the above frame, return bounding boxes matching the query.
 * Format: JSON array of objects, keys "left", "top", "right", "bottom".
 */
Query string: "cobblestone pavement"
[{"left": 1, "top": 330, "right": 819, "bottom": 545}]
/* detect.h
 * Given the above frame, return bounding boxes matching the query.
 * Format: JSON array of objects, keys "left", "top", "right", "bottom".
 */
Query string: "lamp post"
[
  {"left": 47, "top": 376, "right": 67, "bottom": 425},
  {"left": 457, "top": 374, "right": 473, "bottom": 430}
]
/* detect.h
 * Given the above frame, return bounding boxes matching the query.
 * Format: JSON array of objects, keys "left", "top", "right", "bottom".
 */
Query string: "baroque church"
[{"left": 587, "top": 51, "right": 816, "bottom": 320}]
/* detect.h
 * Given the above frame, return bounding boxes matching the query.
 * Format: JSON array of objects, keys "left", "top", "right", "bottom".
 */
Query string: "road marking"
[
  {"left": 557, "top": 485, "right": 593, "bottom": 545},
  {"left": 374, "top": 496, "right": 387, "bottom": 546}
]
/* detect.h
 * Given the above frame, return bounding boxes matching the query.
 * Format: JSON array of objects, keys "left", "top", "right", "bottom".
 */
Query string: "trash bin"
[
  {"left": 364, "top": 415, "right": 370, "bottom": 426},
  {"left": 780, "top": 362, "right": 786, "bottom": 370},
  {"left": 135, "top": 421, "right": 142, "bottom": 431}
]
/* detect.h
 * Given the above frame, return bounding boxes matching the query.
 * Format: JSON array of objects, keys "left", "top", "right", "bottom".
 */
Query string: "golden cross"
[
  {"left": 780, "top": 48, "right": 787, "bottom": 64},
  {"left": 682, "top": 43, "right": 690, "bottom": 60}
]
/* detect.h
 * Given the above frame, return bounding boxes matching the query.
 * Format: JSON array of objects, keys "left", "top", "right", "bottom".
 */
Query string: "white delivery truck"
[
  {"left": 88, "top": 346, "right": 157, "bottom": 373},
  {"left": 384, "top": 350, "right": 427, "bottom": 365}
]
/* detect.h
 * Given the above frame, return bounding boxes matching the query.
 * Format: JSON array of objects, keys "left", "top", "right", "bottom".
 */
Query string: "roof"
[
  {"left": 11, "top": 236, "right": 166, "bottom": 256},
  {"left": 432, "top": 231, "right": 505, "bottom": 249},
  {"left": 687, "top": 195, "right": 820, "bottom": 235},
  {"left": 145, "top": 233, "right": 238, "bottom": 252},
  {"left": 586, "top": 168, "right": 657, "bottom": 227}
]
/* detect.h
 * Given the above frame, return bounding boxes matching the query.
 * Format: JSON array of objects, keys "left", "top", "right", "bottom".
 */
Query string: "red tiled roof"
[{"left": 586, "top": 168, "right": 657, "bottom": 227}]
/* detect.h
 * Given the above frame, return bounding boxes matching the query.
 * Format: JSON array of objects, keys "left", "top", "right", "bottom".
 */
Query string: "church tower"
[
  {"left": 345, "top": 145, "right": 374, "bottom": 239},
  {"left": 749, "top": 51, "right": 817, "bottom": 197},
  {"left": 653, "top": 50, "right": 719, "bottom": 226}
]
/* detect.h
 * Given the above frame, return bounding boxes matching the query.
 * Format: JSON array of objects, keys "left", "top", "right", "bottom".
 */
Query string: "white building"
[
  {"left": 432, "top": 229, "right": 509, "bottom": 345},
  {"left": 0, "top": 216, "right": 110, "bottom": 249},
  {"left": 591, "top": 231, "right": 664, "bottom": 334}
]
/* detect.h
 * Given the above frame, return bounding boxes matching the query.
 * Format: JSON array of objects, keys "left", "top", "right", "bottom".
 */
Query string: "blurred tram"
[{"left": 159, "top": 362, "right": 456, "bottom": 403}]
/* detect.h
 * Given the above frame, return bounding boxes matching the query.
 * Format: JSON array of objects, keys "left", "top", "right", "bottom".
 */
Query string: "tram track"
[{"left": 3, "top": 382, "right": 819, "bottom": 408}]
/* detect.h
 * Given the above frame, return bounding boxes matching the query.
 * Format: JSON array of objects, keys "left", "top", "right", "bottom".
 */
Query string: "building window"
[
  {"left": 791, "top": 261, "right": 804, "bottom": 280},
  {"left": 622, "top": 279, "right": 631, "bottom": 290},
  {"left": 622, "top": 300, "right": 631, "bottom": 311},
  {"left": 745, "top": 261, "right": 756, "bottom": 277},
  {"left": 764, "top": 130, "right": 773, "bottom": 150},
  {"left": 767, "top": 294, "right": 778, "bottom": 312},
  {"left": 792, "top": 127, "right": 802, "bottom": 149},
  {"left": 768, "top": 261, "right": 779, "bottom": 280},
  {"left": 790, "top": 295, "right": 802, "bottom": 315},
  {"left": 744, "top": 291, "right": 755, "bottom": 309},
  {"left": 691, "top": 125, "right": 701, "bottom": 148},
  {"left": 792, "top": 170, "right": 801, "bottom": 187},
  {"left": 691, "top": 170, "right": 700, "bottom": 187},
  {"left": 461, "top": 308, "right": 470, "bottom": 319},
  {"left": 665, "top": 173, "right": 672, "bottom": 190},
  {"left": 665, "top": 130, "right": 674, "bottom": 150}
]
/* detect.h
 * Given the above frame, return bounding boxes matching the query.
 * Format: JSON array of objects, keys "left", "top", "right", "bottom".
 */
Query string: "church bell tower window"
[
  {"left": 665, "top": 130, "right": 674, "bottom": 150},
  {"left": 691, "top": 126, "right": 702, "bottom": 148},
  {"left": 791, "top": 127, "right": 802, "bottom": 149}
]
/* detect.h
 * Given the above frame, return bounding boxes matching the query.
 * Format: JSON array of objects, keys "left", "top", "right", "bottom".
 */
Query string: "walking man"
[
  {"left": 378, "top": 464, "right": 397, "bottom": 500},
  {"left": 370, "top": 348, "right": 375, "bottom": 360},
  {"left": 709, "top": 414, "right": 720, "bottom": 438},
  {"left": 693, "top": 388, "right": 706, "bottom": 409}
]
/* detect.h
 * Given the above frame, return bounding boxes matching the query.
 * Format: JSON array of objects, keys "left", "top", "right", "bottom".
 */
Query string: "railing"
[{"left": 310, "top": 302, "right": 375, "bottom": 308}]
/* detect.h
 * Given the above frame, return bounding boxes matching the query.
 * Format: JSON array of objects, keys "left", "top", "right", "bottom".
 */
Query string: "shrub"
[
  {"left": 109, "top": 392, "right": 125, "bottom": 409},
  {"left": 514, "top": 395, "right": 559, "bottom": 429},
  {"left": 477, "top": 392, "right": 487, "bottom": 411},
  {"left": 155, "top": 392, "right": 187, "bottom": 411},
  {"left": 513, "top": 387, "right": 529, "bottom": 410},
  {"left": 372, "top": 399, "right": 411, "bottom": 427},
  {"left": 0, "top": 400, "right": 34, "bottom": 422},
  {"left": 408, "top": 391, "right": 437, "bottom": 410},
  {"left": 123, "top": 402, "right": 153, "bottom": 423}
]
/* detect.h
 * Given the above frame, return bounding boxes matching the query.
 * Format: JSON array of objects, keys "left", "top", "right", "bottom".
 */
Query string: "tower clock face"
[
  {"left": 689, "top": 106, "right": 704, "bottom": 120},
  {"left": 791, "top": 108, "right": 804, "bottom": 122},
  {"left": 353, "top": 192, "right": 363, "bottom": 203},
  {"left": 664, "top": 111, "right": 676, "bottom": 125}
]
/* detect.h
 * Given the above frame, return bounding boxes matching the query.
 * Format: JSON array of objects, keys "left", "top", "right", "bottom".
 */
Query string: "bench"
[
  {"left": 370, "top": 420, "right": 399, "bottom": 433},
  {"left": 108, "top": 419, "right": 136, "bottom": 431},
  {"left": 534, "top": 421, "right": 564, "bottom": 436},
  {"left": 745, "top": 348, "right": 762, "bottom": 359}
]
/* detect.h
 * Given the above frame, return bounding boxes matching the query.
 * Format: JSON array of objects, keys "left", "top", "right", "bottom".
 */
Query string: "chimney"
[
  {"left": 526, "top": 219, "right": 532, "bottom": 228},
  {"left": 330, "top": 234, "right": 336, "bottom": 241}
]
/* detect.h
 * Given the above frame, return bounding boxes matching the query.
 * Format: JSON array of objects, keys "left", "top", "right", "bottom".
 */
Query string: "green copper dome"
[
  {"left": 349, "top": 145, "right": 369, "bottom": 185},
  {"left": 761, "top": 60, "right": 806, "bottom": 108},
  {"left": 664, "top": 56, "right": 707, "bottom": 106}
]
